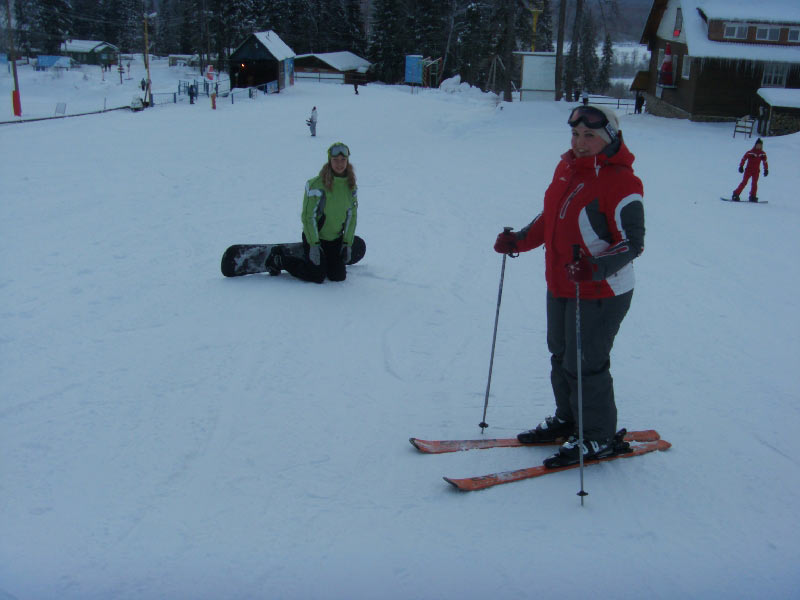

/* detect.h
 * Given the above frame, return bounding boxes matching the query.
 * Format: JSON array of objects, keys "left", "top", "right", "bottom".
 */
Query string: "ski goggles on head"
[
  {"left": 567, "top": 106, "right": 609, "bottom": 129},
  {"left": 567, "top": 106, "right": 618, "bottom": 141},
  {"left": 328, "top": 143, "right": 350, "bottom": 158}
]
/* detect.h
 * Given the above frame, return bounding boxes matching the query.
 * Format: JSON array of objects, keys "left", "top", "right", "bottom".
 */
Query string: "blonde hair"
[{"left": 319, "top": 161, "right": 357, "bottom": 191}]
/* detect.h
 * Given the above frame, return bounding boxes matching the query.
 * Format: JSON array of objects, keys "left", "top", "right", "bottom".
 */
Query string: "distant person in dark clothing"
[{"left": 634, "top": 93, "right": 645, "bottom": 114}]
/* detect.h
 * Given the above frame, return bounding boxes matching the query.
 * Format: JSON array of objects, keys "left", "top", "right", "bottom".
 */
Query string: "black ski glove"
[
  {"left": 764, "top": 169, "right": 768, "bottom": 177},
  {"left": 738, "top": 166, "right": 744, "bottom": 173}
]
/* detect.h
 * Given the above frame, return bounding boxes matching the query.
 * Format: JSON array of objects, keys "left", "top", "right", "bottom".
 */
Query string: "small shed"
[
  {"left": 756, "top": 88, "right": 800, "bottom": 135},
  {"left": 36, "top": 55, "right": 74, "bottom": 71},
  {"left": 229, "top": 31, "right": 296, "bottom": 91},
  {"left": 514, "top": 51, "right": 557, "bottom": 101},
  {"left": 294, "top": 51, "right": 372, "bottom": 84},
  {"left": 61, "top": 40, "right": 119, "bottom": 66}
]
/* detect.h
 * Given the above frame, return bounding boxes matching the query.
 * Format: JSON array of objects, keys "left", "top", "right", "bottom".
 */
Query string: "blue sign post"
[{"left": 405, "top": 55, "right": 423, "bottom": 85}]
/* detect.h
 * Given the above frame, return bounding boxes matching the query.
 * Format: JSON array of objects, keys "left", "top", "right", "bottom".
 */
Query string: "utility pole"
[
  {"left": 143, "top": 12, "right": 153, "bottom": 106},
  {"left": 4, "top": 0, "right": 21, "bottom": 116}
]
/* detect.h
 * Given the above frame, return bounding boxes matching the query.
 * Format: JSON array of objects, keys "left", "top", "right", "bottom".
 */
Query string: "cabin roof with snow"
[
  {"left": 642, "top": 0, "right": 800, "bottom": 62},
  {"left": 758, "top": 87, "right": 800, "bottom": 109},
  {"left": 231, "top": 31, "right": 295, "bottom": 62},
  {"left": 295, "top": 52, "right": 371, "bottom": 73},
  {"left": 61, "top": 40, "right": 119, "bottom": 54}
]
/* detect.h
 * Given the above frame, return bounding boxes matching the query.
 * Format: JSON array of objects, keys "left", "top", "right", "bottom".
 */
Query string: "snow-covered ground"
[{"left": 2, "top": 57, "right": 799, "bottom": 599}]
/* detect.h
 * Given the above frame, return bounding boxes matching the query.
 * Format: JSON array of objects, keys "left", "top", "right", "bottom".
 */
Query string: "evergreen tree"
[
  {"left": 35, "top": 0, "right": 73, "bottom": 54},
  {"left": 100, "top": 0, "right": 125, "bottom": 50},
  {"left": 70, "top": 0, "right": 101, "bottom": 39},
  {"left": 577, "top": 7, "right": 598, "bottom": 92},
  {"left": 12, "top": 0, "right": 36, "bottom": 56},
  {"left": 368, "top": 0, "right": 409, "bottom": 83},
  {"left": 415, "top": 0, "right": 449, "bottom": 59},
  {"left": 563, "top": 0, "right": 583, "bottom": 100},
  {"left": 486, "top": 0, "right": 531, "bottom": 100},
  {"left": 343, "top": 0, "right": 366, "bottom": 55},
  {"left": 178, "top": 0, "right": 198, "bottom": 54},
  {"left": 597, "top": 31, "right": 613, "bottom": 94},
  {"left": 117, "top": 0, "right": 144, "bottom": 55},
  {"left": 533, "top": 0, "right": 554, "bottom": 52},
  {"left": 153, "top": 0, "right": 184, "bottom": 55},
  {"left": 456, "top": 2, "right": 491, "bottom": 87}
]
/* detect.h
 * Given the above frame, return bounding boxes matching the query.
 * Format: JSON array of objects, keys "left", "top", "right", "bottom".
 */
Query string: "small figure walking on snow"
[
  {"left": 307, "top": 106, "right": 318, "bottom": 137},
  {"left": 732, "top": 138, "right": 768, "bottom": 202}
]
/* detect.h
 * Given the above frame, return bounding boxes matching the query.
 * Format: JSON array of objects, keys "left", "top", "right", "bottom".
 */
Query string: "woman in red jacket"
[
  {"left": 494, "top": 105, "right": 645, "bottom": 466},
  {"left": 732, "top": 138, "right": 768, "bottom": 202}
]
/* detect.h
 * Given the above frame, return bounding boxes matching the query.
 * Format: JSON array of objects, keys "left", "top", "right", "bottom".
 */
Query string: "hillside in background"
[{"left": 558, "top": 0, "right": 653, "bottom": 42}]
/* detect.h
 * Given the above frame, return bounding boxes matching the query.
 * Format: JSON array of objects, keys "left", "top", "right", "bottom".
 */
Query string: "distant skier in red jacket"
[{"left": 732, "top": 138, "right": 768, "bottom": 202}]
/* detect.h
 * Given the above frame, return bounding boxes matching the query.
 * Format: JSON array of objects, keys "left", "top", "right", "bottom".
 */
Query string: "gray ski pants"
[{"left": 546, "top": 290, "right": 633, "bottom": 441}]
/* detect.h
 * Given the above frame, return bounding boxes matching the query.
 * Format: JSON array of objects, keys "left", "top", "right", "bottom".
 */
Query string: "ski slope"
[{"left": 2, "top": 59, "right": 799, "bottom": 599}]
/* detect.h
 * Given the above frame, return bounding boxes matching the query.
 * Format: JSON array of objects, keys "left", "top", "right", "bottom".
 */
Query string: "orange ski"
[
  {"left": 410, "top": 430, "right": 660, "bottom": 454},
  {"left": 443, "top": 439, "right": 672, "bottom": 491}
]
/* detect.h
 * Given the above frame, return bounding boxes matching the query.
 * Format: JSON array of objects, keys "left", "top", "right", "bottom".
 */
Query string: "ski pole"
[
  {"left": 479, "top": 227, "right": 514, "bottom": 433},
  {"left": 573, "top": 244, "right": 588, "bottom": 505}
]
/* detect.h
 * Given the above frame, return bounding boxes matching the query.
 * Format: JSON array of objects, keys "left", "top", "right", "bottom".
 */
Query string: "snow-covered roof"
[
  {"left": 61, "top": 40, "right": 118, "bottom": 53},
  {"left": 295, "top": 51, "right": 371, "bottom": 73},
  {"left": 698, "top": 0, "right": 800, "bottom": 24},
  {"left": 758, "top": 87, "right": 800, "bottom": 108},
  {"left": 252, "top": 31, "right": 295, "bottom": 61},
  {"left": 682, "top": 0, "right": 800, "bottom": 62}
]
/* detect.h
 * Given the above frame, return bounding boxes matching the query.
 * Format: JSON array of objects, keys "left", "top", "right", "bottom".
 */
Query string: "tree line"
[{"left": 5, "top": 0, "right": 626, "bottom": 99}]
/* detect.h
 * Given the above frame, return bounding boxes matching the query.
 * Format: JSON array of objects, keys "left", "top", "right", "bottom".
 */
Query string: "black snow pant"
[
  {"left": 546, "top": 290, "right": 633, "bottom": 441},
  {"left": 281, "top": 236, "right": 346, "bottom": 284}
]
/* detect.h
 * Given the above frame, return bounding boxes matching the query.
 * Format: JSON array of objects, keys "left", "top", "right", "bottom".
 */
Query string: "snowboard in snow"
[
  {"left": 221, "top": 235, "right": 366, "bottom": 277},
  {"left": 720, "top": 197, "right": 768, "bottom": 204}
]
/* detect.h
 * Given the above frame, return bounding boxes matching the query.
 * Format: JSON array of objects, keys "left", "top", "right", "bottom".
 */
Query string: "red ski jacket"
[
  {"left": 516, "top": 142, "right": 645, "bottom": 299},
  {"left": 739, "top": 148, "right": 768, "bottom": 175}
]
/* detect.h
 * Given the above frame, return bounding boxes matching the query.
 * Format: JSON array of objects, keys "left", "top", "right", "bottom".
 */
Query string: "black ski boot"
[
  {"left": 517, "top": 416, "right": 575, "bottom": 444},
  {"left": 749, "top": 196, "right": 758, "bottom": 203},
  {"left": 731, "top": 193, "right": 740, "bottom": 202},
  {"left": 543, "top": 429, "right": 632, "bottom": 468}
]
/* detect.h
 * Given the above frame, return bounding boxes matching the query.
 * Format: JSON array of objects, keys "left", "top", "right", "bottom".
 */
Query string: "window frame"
[
  {"left": 723, "top": 23, "right": 748, "bottom": 40},
  {"left": 756, "top": 26, "right": 781, "bottom": 42},
  {"left": 681, "top": 55, "right": 691, "bottom": 80},
  {"left": 761, "top": 62, "right": 788, "bottom": 88}
]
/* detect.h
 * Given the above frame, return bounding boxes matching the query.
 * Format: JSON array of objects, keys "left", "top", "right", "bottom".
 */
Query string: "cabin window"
[
  {"left": 762, "top": 63, "right": 788, "bottom": 87},
  {"left": 723, "top": 23, "right": 748, "bottom": 40},
  {"left": 681, "top": 55, "right": 691, "bottom": 80},
  {"left": 673, "top": 8, "right": 683, "bottom": 37},
  {"left": 788, "top": 28, "right": 799, "bottom": 42},
  {"left": 756, "top": 27, "right": 781, "bottom": 42}
]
